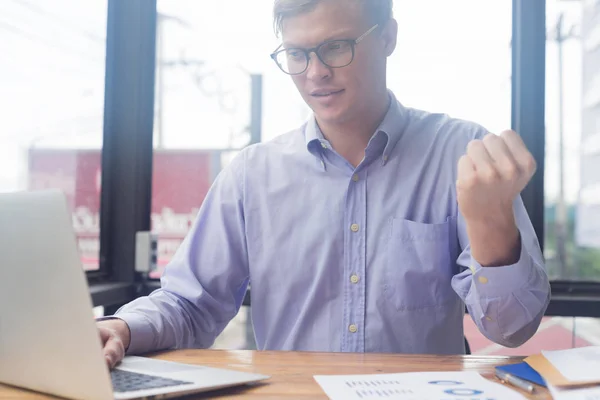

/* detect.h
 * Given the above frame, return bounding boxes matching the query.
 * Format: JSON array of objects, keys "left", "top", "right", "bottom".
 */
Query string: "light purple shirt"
[{"left": 115, "top": 91, "right": 550, "bottom": 355}]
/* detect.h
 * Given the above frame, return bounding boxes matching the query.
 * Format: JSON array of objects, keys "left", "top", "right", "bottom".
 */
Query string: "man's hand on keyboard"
[{"left": 97, "top": 319, "right": 130, "bottom": 369}]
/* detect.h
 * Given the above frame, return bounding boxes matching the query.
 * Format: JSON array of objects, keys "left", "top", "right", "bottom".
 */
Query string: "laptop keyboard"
[{"left": 111, "top": 369, "right": 193, "bottom": 393}]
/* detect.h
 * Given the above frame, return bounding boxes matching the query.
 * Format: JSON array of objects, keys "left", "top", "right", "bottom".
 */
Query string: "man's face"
[{"left": 280, "top": 0, "right": 396, "bottom": 125}]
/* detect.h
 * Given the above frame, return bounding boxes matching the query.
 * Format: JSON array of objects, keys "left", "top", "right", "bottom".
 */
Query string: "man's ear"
[{"left": 381, "top": 19, "right": 398, "bottom": 57}]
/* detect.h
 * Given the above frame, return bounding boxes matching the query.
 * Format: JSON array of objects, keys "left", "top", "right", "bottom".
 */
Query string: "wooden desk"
[{"left": 0, "top": 350, "right": 550, "bottom": 399}]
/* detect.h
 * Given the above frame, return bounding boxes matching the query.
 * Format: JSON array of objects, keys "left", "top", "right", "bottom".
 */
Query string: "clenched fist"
[
  {"left": 457, "top": 130, "right": 536, "bottom": 267},
  {"left": 457, "top": 130, "right": 536, "bottom": 223}
]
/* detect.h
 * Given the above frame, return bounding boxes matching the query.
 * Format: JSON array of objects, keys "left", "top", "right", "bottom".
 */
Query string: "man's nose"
[{"left": 305, "top": 52, "right": 331, "bottom": 81}]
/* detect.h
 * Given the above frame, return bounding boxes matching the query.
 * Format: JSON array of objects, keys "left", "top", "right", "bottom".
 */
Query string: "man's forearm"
[{"left": 466, "top": 209, "right": 521, "bottom": 267}]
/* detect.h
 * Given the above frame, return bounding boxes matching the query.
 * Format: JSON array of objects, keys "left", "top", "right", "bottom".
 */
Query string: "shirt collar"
[
  {"left": 377, "top": 90, "right": 405, "bottom": 164},
  {"left": 305, "top": 117, "right": 326, "bottom": 158},
  {"left": 304, "top": 90, "right": 406, "bottom": 166}
]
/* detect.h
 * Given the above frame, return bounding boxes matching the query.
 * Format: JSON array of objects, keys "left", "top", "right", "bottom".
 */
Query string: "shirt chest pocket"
[{"left": 383, "top": 216, "right": 458, "bottom": 311}]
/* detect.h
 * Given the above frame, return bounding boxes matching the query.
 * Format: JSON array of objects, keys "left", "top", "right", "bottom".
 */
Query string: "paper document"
[
  {"left": 548, "top": 382, "right": 600, "bottom": 400},
  {"left": 542, "top": 346, "right": 600, "bottom": 382},
  {"left": 314, "top": 371, "right": 526, "bottom": 399}
]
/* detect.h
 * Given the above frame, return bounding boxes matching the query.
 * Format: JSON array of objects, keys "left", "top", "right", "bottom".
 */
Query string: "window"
[
  {"left": 148, "top": 0, "right": 309, "bottom": 278},
  {"left": 390, "top": 0, "right": 512, "bottom": 132},
  {"left": 545, "top": 0, "right": 600, "bottom": 282},
  {"left": 465, "top": 0, "right": 600, "bottom": 354},
  {"left": 0, "top": 0, "right": 107, "bottom": 272},
  {"left": 546, "top": 0, "right": 600, "bottom": 282}
]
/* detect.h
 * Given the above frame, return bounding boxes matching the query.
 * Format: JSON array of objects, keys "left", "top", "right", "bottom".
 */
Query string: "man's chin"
[{"left": 311, "top": 106, "right": 350, "bottom": 125}]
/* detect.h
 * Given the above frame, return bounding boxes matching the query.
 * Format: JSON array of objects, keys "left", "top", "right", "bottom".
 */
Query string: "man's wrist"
[
  {"left": 465, "top": 212, "right": 521, "bottom": 267},
  {"left": 97, "top": 317, "right": 132, "bottom": 351}
]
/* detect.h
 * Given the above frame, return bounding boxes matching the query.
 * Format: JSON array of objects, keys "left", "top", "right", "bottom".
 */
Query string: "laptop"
[{"left": 0, "top": 189, "right": 269, "bottom": 400}]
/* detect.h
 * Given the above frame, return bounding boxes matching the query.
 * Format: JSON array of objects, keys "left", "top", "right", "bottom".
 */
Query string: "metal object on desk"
[{"left": 495, "top": 369, "right": 536, "bottom": 393}]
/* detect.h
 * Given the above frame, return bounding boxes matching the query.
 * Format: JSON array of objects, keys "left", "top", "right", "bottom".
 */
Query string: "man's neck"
[{"left": 317, "top": 94, "right": 391, "bottom": 168}]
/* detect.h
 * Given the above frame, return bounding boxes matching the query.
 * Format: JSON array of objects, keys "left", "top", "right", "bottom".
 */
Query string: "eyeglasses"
[{"left": 270, "top": 24, "right": 379, "bottom": 75}]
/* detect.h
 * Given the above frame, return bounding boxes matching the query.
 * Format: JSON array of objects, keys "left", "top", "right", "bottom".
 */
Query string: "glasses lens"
[
  {"left": 275, "top": 49, "right": 308, "bottom": 75},
  {"left": 317, "top": 40, "right": 353, "bottom": 68}
]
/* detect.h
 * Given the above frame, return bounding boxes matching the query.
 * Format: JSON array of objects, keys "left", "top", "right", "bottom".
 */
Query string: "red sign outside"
[{"left": 28, "top": 148, "right": 215, "bottom": 276}]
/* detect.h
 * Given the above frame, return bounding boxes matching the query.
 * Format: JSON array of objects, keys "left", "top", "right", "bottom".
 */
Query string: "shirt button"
[
  {"left": 321, "top": 142, "right": 328, "bottom": 149},
  {"left": 350, "top": 223, "right": 360, "bottom": 232},
  {"left": 350, "top": 274, "right": 360, "bottom": 284},
  {"left": 349, "top": 324, "right": 358, "bottom": 333},
  {"left": 485, "top": 316, "right": 493, "bottom": 322},
  {"left": 383, "top": 155, "right": 389, "bottom": 162},
  {"left": 478, "top": 276, "right": 489, "bottom": 284},
  {"left": 352, "top": 174, "right": 359, "bottom": 182}
]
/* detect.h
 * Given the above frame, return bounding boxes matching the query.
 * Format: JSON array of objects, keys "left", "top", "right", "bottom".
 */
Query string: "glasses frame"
[{"left": 270, "top": 24, "right": 379, "bottom": 75}]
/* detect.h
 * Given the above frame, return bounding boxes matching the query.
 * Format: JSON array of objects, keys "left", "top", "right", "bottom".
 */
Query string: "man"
[{"left": 99, "top": 0, "right": 550, "bottom": 368}]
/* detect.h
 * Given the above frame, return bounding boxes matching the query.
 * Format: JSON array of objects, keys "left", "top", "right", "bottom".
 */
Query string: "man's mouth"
[{"left": 310, "top": 89, "right": 345, "bottom": 97}]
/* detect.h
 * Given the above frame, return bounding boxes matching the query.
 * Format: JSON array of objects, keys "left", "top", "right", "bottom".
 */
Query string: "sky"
[{"left": 0, "top": 0, "right": 585, "bottom": 205}]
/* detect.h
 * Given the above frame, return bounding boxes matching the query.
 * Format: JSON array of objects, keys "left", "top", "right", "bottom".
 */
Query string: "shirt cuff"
[
  {"left": 468, "top": 236, "right": 534, "bottom": 298},
  {"left": 95, "top": 316, "right": 123, "bottom": 322},
  {"left": 115, "top": 312, "right": 157, "bottom": 355}
]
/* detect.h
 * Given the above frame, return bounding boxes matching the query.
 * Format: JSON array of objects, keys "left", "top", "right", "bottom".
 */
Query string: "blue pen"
[{"left": 495, "top": 369, "right": 536, "bottom": 393}]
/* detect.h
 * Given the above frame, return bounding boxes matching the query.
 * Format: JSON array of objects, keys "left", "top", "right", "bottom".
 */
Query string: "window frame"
[
  {"left": 514, "top": 0, "right": 600, "bottom": 316},
  {"left": 87, "top": 0, "right": 157, "bottom": 311}
]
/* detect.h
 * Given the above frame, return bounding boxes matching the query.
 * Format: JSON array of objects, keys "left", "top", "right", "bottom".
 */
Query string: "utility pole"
[
  {"left": 250, "top": 74, "right": 263, "bottom": 145},
  {"left": 154, "top": 13, "right": 196, "bottom": 149},
  {"left": 551, "top": 12, "right": 579, "bottom": 278}
]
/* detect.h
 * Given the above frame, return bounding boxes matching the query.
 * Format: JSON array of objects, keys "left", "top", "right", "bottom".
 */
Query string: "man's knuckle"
[
  {"left": 481, "top": 168, "right": 499, "bottom": 183},
  {"left": 464, "top": 176, "right": 477, "bottom": 189},
  {"left": 467, "top": 139, "right": 483, "bottom": 154},
  {"left": 482, "top": 133, "right": 499, "bottom": 144},
  {"left": 500, "top": 129, "right": 517, "bottom": 139},
  {"left": 503, "top": 163, "right": 519, "bottom": 180},
  {"left": 524, "top": 154, "right": 537, "bottom": 172}
]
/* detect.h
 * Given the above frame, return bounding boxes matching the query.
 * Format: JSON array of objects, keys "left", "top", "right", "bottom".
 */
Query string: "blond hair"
[{"left": 273, "top": 0, "right": 393, "bottom": 36}]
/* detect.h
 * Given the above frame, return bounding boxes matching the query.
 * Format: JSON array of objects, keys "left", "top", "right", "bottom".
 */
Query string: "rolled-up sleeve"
[
  {"left": 114, "top": 150, "right": 250, "bottom": 355},
  {"left": 451, "top": 195, "right": 551, "bottom": 347}
]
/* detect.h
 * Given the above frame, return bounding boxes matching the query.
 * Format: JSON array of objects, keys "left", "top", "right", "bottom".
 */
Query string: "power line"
[
  {"left": 0, "top": 19, "right": 104, "bottom": 63},
  {"left": 0, "top": 48, "right": 102, "bottom": 79},
  {"left": 10, "top": 0, "right": 106, "bottom": 45},
  {"left": 0, "top": 39, "right": 103, "bottom": 78}
]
